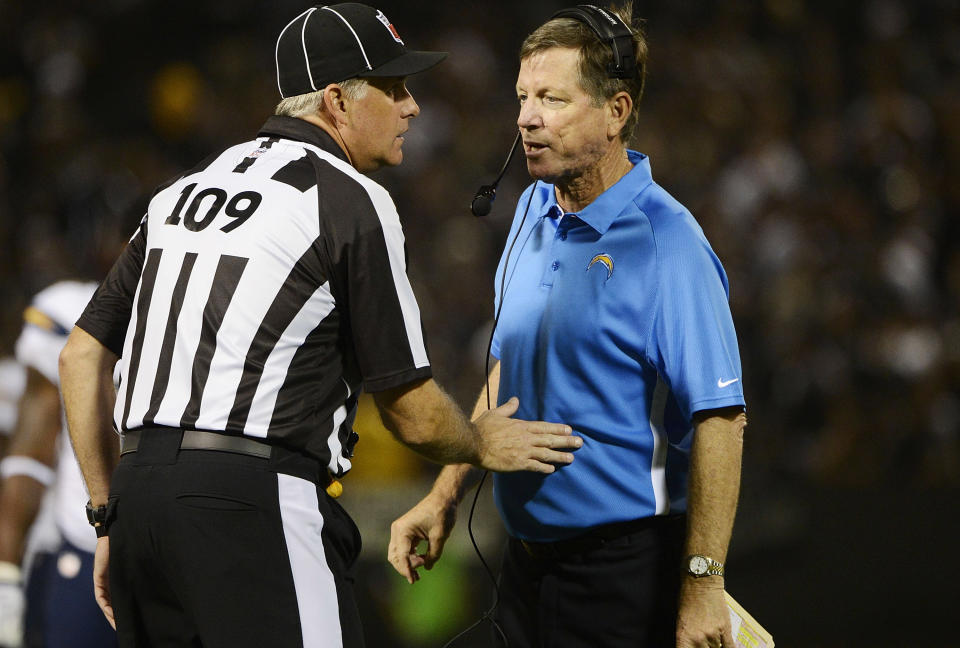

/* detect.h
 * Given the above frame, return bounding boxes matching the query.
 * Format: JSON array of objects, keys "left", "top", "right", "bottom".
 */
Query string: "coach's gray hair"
[{"left": 274, "top": 78, "right": 369, "bottom": 117}]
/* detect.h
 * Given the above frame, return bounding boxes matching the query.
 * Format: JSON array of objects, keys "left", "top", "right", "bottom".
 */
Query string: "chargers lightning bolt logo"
[{"left": 587, "top": 253, "right": 614, "bottom": 281}]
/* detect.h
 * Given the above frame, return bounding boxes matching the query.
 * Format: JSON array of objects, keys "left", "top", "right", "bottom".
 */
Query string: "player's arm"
[
  {"left": 0, "top": 366, "right": 61, "bottom": 646},
  {"left": 58, "top": 327, "right": 120, "bottom": 509},
  {"left": 676, "top": 405, "right": 745, "bottom": 648},
  {"left": 387, "top": 363, "right": 500, "bottom": 583},
  {"left": 0, "top": 367, "right": 60, "bottom": 566}
]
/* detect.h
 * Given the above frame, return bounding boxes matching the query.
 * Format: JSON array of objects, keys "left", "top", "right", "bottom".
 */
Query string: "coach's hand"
[
  {"left": 676, "top": 578, "right": 733, "bottom": 648},
  {"left": 474, "top": 397, "right": 581, "bottom": 473},
  {"left": 388, "top": 491, "right": 458, "bottom": 584},
  {"left": 94, "top": 536, "right": 116, "bottom": 630}
]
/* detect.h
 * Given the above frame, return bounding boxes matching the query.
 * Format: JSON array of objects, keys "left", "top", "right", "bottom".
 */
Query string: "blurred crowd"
[{"left": 1, "top": 0, "right": 958, "bottom": 500}]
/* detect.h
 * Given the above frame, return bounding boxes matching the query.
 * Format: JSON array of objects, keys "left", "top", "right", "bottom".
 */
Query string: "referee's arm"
[
  {"left": 59, "top": 327, "right": 120, "bottom": 511},
  {"left": 59, "top": 326, "right": 120, "bottom": 628},
  {"left": 374, "top": 372, "right": 580, "bottom": 474}
]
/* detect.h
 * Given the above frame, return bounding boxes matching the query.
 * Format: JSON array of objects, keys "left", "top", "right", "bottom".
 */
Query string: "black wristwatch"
[{"left": 85, "top": 500, "right": 110, "bottom": 538}]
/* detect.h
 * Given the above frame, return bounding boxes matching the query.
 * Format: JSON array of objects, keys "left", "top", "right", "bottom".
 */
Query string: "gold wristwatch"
[{"left": 686, "top": 554, "right": 724, "bottom": 577}]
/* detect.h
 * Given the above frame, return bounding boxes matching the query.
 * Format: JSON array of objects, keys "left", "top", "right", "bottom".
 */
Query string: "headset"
[
  {"left": 452, "top": 6, "right": 639, "bottom": 646},
  {"left": 469, "top": 4, "right": 640, "bottom": 218},
  {"left": 551, "top": 4, "right": 640, "bottom": 79}
]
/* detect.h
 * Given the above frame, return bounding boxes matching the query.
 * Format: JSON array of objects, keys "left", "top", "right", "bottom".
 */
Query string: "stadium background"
[{"left": 1, "top": 0, "right": 957, "bottom": 645}]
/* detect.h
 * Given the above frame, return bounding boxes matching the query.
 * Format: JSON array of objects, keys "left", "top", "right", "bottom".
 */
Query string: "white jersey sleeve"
[
  {"left": 14, "top": 281, "right": 99, "bottom": 386},
  {"left": 0, "top": 358, "right": 26, "bottom": 438}
]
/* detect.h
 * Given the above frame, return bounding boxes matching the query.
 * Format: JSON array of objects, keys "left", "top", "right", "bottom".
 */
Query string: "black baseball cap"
[{"left": 275, "top": 3, "right": 447, "bottom": 98}]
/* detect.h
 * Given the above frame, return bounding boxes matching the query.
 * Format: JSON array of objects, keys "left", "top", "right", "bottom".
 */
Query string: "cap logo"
[{"left": 375, "top": 10, "right": 404, "bottom": 45}]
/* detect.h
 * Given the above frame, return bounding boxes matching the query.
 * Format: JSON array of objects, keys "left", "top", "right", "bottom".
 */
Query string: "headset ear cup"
[{"left": 550, "top": 5, "right": 639, "bottom": 79}]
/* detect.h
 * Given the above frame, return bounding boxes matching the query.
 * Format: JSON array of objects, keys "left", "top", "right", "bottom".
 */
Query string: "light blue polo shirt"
[{"left": 491, "top": 151, "right": 745, "bottom": 542}]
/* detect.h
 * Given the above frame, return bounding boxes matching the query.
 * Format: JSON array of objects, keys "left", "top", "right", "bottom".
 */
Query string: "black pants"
[
  {"left": 107, "top": 429, "right": 364, "bottom": 648},
  {"left": 493, "top": 516, "right": 685, "bottom": 648}
]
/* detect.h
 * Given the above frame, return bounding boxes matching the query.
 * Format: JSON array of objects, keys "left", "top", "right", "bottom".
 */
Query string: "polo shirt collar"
[
  {"left": 542, "top": 150, "right": 653, "bottom": 234},
  {"left": 257, "top": 115, "right": 351, "bottom": 165}
]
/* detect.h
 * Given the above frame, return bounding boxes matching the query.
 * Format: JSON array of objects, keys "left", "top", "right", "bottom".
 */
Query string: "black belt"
[
  {"left": 119, "top": 428, "right": 342, "bottom": 497},
  {"left": 120, "top": 429, "right": 273, "bottom": 459},
  {"left": 518, "top": 515, "right": 683, "bottom": 559}
]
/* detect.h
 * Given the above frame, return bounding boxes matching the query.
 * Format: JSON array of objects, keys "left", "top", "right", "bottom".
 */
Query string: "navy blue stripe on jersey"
[
  {"left": 24, "top": 310, "right": 71, "bottom": 337},
  {"left": 180, "top": 255, "right": 249, "bottom": 428},
  {"left": 226, "top": 243, "right": 327, "bottom": 432},
  {"left": 143, "top": 252, "right": 198, "bottom": 426},
  {"left": 271, "top": 156, "right": 317, "bottom": 192},
  {"left": 121, "top": 248, "right": 163, "bottom": 430}
]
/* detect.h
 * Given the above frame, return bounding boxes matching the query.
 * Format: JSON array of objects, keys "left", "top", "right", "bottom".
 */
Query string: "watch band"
[
  {"left": 85, "top": 500, "right": 107, "bottom": 526},
  {"left": 86, "top": 500, "right": 110, "bottom": 537}
]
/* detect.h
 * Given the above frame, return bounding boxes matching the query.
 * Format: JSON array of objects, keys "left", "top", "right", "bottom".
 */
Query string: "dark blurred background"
[{"left": 1, "top": 0, "right": 958, "bottom": 646}]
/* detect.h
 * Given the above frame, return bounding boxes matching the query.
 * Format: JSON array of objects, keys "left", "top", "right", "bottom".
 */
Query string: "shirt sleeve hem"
[
  {"left": 689, "top": 395, "right": 746, "bottom": 416},
  {"left": 74, "top": 317, "right": 124, "bottom": 358},
  {"left": 363, "top": 366, "right": 433, "bottom": 393}
]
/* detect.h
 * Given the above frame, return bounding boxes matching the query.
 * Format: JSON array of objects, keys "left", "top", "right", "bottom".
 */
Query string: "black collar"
[{"left": 257, "top": 115, "right": 351, "bottom": 165}]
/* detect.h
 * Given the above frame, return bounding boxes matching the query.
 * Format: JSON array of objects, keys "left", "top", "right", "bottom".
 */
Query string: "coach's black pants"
[
  {"left": 107, "top": 428, "right": 364, "bottom": 647},
  {"left": 493, "top": 515, "right": 685, "bottom": 648}
]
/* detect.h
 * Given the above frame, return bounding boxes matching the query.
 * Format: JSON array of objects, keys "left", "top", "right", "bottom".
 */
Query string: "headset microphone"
[{"left": 470, "top": 132, "right": 522, "bottom": 217}]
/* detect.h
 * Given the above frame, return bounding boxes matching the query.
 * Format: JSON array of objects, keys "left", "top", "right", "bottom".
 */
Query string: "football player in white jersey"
[
  {"left": 0, "top": 282, "right": 117, "bottom": 648},
  {"left": 0, "top": 356, "right": 28, "bottom": 647}
]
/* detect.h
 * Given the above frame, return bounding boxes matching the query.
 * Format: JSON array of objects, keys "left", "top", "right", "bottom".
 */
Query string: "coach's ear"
[{"left": 321, "top": 83, "right": 349, "bottom": 126}]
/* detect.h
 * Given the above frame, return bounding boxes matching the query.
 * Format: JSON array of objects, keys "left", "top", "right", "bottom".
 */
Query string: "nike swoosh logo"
[{"left": 717, "top": 378, "right": 740, "bottom": 388}]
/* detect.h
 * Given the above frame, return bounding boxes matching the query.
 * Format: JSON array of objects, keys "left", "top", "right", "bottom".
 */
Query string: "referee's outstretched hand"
[{"left": 474, "top": 397, "right": 582, "bottom": 473}]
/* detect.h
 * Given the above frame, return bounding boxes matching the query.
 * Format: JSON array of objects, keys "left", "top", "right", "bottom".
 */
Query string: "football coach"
[
  {"left": 58, "top": 4, "right": 581, "bottom": 647},
  {"left": 389, "top": 4, "right": 746, "bottom": 648}
]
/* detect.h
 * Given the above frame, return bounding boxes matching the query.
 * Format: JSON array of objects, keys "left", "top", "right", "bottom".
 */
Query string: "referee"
[{"left": 58, "top": 4, "right": 581, "bottom": 647}]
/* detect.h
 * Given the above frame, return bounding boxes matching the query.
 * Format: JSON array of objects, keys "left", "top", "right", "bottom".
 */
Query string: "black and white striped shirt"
[{"left": 77, "top": 116, "right": 432, "bottom": 476}]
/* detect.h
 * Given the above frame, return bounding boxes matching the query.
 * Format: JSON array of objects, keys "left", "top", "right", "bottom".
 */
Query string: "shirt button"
[
  {"left": 551, "top": 261, "right": 559, "bottom": 271},
  {"left": 559, "top": 231, "right": 567, "bottom": 240}
]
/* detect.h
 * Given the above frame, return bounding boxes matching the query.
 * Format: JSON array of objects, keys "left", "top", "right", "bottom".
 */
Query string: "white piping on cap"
[
  {"left": 321, "top": 6, "right": 373, "bottom": 71},
  {"left": 301, "top": 7, "right": 319, "bottom": 91},
  {"left": 275, "top": 7, "right": 314, "bottom": 98}
]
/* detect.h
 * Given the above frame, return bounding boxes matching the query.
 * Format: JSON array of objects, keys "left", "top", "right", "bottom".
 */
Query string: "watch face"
[{"left": 690, "top": 556, "right": 708, "bottom": 575}]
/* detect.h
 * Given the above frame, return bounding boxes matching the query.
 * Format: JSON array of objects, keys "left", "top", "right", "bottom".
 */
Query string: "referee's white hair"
[{"left": 274, "top": 78, "right": 368, "bottom": 117}]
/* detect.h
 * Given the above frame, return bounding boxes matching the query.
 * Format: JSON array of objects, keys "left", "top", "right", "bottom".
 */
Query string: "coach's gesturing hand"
[
  {"left": 386, "top": 397, "right": 583, "bottom": 584},
  {"left": 388, "top": 489, "right": 458, "bottom": 585},
  {"left": 473, "top": 397, "right": 581, "bottom": 472}
]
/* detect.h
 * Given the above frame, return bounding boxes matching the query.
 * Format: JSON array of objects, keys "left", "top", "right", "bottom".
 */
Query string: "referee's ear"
[{"left": 320, "top": 84, "right": 349, "bottom": 126}]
